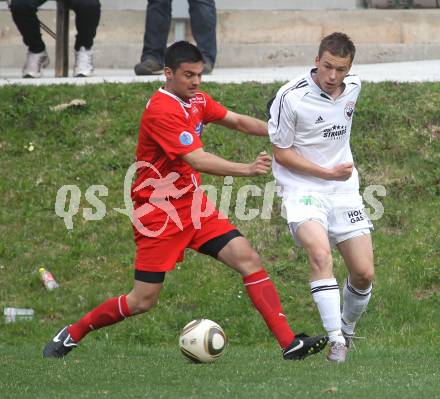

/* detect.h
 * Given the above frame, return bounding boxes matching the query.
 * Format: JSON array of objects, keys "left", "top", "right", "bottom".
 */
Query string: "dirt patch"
[
  {"left": 413, "top": 286, "right": 440, "bottom": 300},
  {"left": 381, "top": 226, "right": 404, "bottom": 236},
  {"left": 428, "top": 125, "right": 440, "bottom": 140}
]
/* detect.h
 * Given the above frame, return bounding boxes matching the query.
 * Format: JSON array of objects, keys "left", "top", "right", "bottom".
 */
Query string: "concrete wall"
[
  {"left": 217, "top": 9, "right": 440, "bottom": 66},
  {"left": 0, "top": 0, "right": 364, "bottom": 11},
  {"left": 1, "top": 8, "right": 439, "bottom": 68}
]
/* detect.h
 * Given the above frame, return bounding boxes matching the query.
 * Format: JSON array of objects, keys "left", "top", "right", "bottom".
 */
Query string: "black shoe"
[
  {"left": 134, "top": 57, "right": 162, "bottom": 75},
  {"left": 283, "top": 333, "right": 328, "bottom": 360},
  {"left": 43, "top": 325, "right": 77, "bottom": 358},
  {"left": 202, "top": 62, "right": 214, "bottom": 75}
]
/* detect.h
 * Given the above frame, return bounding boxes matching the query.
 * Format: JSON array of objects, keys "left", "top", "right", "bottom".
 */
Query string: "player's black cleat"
[
  {"left": 283, "top": 333, "right": 328, "bottom": 360},
  {"left": 43, "top": 325, "right": 77, "bottom": 358}
]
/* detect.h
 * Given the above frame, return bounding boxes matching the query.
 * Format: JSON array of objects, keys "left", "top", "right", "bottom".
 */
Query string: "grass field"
[
  {"left": 1, "top": 81, "right": 440, "bottom": 398},
  {"left": 2, "top": 344, "right": 440, "bottom": 399}
]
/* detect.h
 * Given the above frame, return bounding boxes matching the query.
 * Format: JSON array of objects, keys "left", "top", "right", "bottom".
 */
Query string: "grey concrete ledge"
[{"left": 1, "top": 60, "right": 439, "bottom": 86}]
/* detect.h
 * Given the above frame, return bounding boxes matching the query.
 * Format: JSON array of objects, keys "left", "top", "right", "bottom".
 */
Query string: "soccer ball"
[{"left": 179, "top": 319, "right": 227, "bottom": 363}]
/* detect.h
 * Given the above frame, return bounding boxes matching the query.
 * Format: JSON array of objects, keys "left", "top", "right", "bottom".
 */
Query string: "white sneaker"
[
  {"left": 22, "top": 50, "right": 49, "bottom": 78},
  {"left": 326, "top": 340, "right": 348, "bottom": 363},
  {"left": 73, "top": 46, "right": 94, "bottom": 77}
]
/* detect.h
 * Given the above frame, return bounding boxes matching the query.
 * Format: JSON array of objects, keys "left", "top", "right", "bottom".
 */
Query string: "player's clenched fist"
[
  {"left": 326, "top": 163, "right": 353, "bottom": 181},
  {"left": 248, "top": 151, "right": 272, "bottom": 176}
]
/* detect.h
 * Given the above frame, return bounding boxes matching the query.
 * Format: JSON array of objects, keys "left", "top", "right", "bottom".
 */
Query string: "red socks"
[
  {"left": 67, "top": 271, "right": 294, "bottom": 349},
  {"left": 243, "top": 269, "right": 295, "bottom": 349},
  {"left": 68, "top": 295, "right": 131, "bottom": 342}
]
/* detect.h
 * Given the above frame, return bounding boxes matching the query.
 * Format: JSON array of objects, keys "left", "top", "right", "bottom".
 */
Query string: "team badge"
[
  {"left": 344, "top": 101, "right": 355, "bottom": 120},
  {"left": 179, "top": 131, "right": 194, "bottom": 146},
  {"left": 299, "top": 195, "right": 322, "bottom": 208},
  {"left": 195, "top": 122, "right": 204, "bottom": 136}
]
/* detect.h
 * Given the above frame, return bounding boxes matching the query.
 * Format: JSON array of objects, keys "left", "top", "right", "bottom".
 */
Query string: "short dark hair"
[
  {"left": 318, "top": 32, "right": 356, "bottom": 63},
  {"left": 164, "top": 41, "right": 204, "bottom": 72}
]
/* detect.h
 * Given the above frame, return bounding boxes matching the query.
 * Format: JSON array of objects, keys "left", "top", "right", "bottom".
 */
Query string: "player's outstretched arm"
[
  {"left": 214, "top": 111, "right": 268, "bottom": 136},
  {"left": 272, "top": 145, "right": 353, "bottom": 181},
  {"left": 182, "top": 148, "right": 271, "bottom": 177}
]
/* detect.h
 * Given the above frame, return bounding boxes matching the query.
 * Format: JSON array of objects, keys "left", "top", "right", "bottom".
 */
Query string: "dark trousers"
[
  {"left": 141, "top": 0, "right": 217, "bottom": 66},
  {"left": 9, "top": 0, "right": 101, "bottom": 53}
]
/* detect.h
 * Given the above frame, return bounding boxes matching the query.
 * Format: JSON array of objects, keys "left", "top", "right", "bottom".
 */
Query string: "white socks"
[
  {"left": 311, "top": 277, "right": 372, "bottom": 342},
  {"left": 311, "top": 278, "right": 345, "bottom": 344},
  {"left": 341, "top": 278, "right": 372, "bottom": 335}
]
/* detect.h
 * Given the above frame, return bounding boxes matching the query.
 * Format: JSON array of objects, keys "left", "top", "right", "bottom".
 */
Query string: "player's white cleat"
[{"left": 326, "top": 340, "right": 348, "bottom": 363}]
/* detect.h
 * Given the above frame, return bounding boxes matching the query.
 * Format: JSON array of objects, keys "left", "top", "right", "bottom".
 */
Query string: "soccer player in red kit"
[{"left": 43, "top": 41, "right": 328, "bottom": 360}]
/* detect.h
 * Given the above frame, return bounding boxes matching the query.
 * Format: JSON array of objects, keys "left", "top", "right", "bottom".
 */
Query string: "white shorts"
[{"left": 283, "top": 191, "right": 373, "bottom": 247}]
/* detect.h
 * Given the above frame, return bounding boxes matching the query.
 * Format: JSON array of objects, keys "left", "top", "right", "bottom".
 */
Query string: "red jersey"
[{"left": 131, "top": 88, "right": 227, "bottom": 203}]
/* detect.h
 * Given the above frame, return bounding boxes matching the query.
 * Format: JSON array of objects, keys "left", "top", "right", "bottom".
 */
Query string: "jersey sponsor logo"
[
  {"left": 195, "top": 122, "right": 204, "bottom": 136},
  {"left": 179, "top": 131, "right": 194, "bottom": 146},
  {"left": 322, "top": 125, "right": 347, "bottom": 140},
  {"left": 344, "top": 101, "right": 355, "bottom": 120},
  {"left": 344, "top": 208, "right": 366, "bottom": 224},
  {"left": 315, "top": 115, "right": 325, "bottom": 124}
]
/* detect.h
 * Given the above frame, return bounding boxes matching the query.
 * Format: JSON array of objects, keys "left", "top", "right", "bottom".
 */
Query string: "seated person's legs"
[
  {"left": 134, "top": 0, "right": 172, "bottom": 75},
  {"left": 188, "top": 0, "right": 217, "bottom": 73},
  {"left": 68, "top": 0, "right": 101, "bottom": 77},
  {"left": 10, "top": 0, "right": 49, "bottom": 77}
]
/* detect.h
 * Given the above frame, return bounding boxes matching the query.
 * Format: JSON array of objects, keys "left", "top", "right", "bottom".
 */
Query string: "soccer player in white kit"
[{"left": 268, "top": 32, "right": 374, "bottom": 362}]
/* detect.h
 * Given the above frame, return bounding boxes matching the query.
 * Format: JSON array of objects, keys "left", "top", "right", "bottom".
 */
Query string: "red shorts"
[{"left": 133, "top": 193, "right": 236, "bottom": 272}]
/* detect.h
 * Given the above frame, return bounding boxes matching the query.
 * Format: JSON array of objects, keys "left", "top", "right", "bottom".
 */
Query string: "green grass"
[
  {"left": 2, "top": 344, "right": 440, "bottom": 399},
  {"left": 1, "top": 81, "right": 440, "bottom": 398}
]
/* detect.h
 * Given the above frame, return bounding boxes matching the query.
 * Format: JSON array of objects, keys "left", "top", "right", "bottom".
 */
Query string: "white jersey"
[{"left": 268, "top": 69, "right": 361, "bottom": 194}]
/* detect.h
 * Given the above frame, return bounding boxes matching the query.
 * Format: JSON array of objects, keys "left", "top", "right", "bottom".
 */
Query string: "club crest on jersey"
[
  {"left": 192, "top": 94, "right": 206, "bottom": 104},
  {"left": 179, "top": 131, "right": 194, "bottom": 146},
  {"left": 195, "top": 122, "right": 204, "bottom": 136},
  {"left": 344, "top": 101, "right": 355, "bottom": 120},
  {"left": 299, "top": 195, "right": 322, "bottom": 208}
]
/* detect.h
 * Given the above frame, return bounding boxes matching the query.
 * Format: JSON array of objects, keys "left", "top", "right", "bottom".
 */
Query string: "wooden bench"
[{"left": 2, "top": 0, "right": 69, "bottom": 77}]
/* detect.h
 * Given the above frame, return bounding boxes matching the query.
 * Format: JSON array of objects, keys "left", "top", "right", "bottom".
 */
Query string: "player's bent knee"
[
  {"left": 235, "top": 250, "right": 263, "bottom": 275},
  {"left": 242, "top": 250, "right": 262, "bottom": 268},
  {"left": 359, "top": 269, "right": 375, "bottom": 285},
  {"left": 133, "top": 297, "right": 158, "bottom": 314},
  {"left": 350, "top": 268, "right": 374, "bottom": 289},
  {"left": 308, "top": 248, "right": 332, "bottom": 269},
  {"left": 249, "top": 250, "right": 262, "bottom": 266},
  {"left": 127, "top": 292, "right": 159, "bottom": 314}
]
